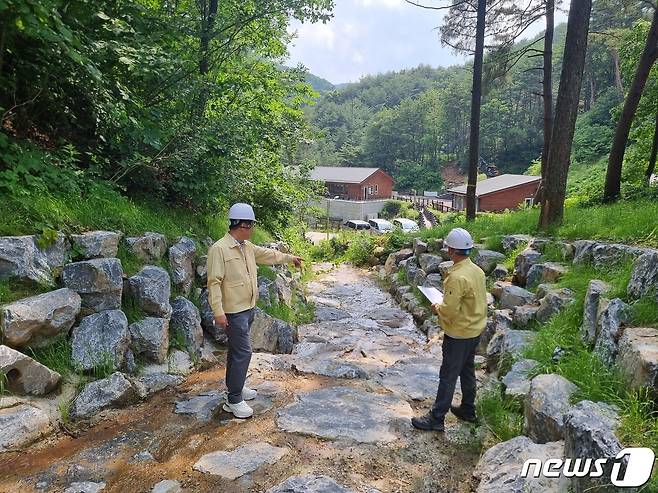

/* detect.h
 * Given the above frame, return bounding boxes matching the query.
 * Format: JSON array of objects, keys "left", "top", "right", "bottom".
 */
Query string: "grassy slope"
[{"left": 422, "top": 198, "right": 658, "bottom": 247}]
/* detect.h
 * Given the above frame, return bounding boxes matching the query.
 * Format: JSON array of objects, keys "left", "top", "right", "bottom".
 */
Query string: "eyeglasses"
[{"left": 239, "top": 222, "right": 255, "bottom": 229}]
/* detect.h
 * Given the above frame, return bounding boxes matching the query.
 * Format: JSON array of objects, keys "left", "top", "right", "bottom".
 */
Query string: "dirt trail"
[{"left": 0, "top": 264, "right": 484, "bottom": 493}]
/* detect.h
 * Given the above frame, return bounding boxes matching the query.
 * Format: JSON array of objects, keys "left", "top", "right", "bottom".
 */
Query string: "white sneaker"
[
  {"left": 223, "top": 400, "right": 253, "bottom": 419},
  {"left": 242, "top": 387, "right": 257, "bottom": 401}
]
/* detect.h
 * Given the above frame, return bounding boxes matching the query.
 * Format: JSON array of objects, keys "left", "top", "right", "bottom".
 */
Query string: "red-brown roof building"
[
  {"left": 309, "top": 166, "right": 394, "bottom": 201},
  {"left": 447, "top": 174, "right": 541, "bottom": 212}
]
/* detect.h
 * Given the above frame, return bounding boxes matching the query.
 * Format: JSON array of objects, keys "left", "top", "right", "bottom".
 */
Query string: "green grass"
[
  {"left": 476, "top": 384, "right": 525, "bottom": 443},
  {"left": 423, "top": 198, "right": 658, "bottom": 247},
  {"left": 0, "top": 371, "right": 7, "bottom": 395},
  {"left": 122, "top": 296, "right": 146, "bottom": 325},
  {"left": 631, "top": 295, "right": 658, "bottom": 327},
  {"left": 0, "top": 279, "right": 52, "bottom": 304},
  {"left": 257, "top": 265, "right": 278, "bottom": 281},
  {"left": 169, "top": 329, "right": 187, "bottom": 354},
  {"left": 0, "top": 181, "right": 227, "bottom": 240},
  {"left": 259, "top": 296, "right": 316, "bottom": 326},
  {"left": 29, "top": 338, "right": 77, "bottom": 380}
]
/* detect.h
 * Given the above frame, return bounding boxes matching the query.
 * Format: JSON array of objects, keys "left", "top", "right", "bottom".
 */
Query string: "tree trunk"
[
  {"left": 538, "top": 0, "right": 592, "bottom": 229},
  {"left": 604, "top": 7, "right": 658, "bottom": 202},
  {"left": 466, "top": 0, "right": 487, "bottom": 221},
  {"left": 199, "top": 0, "right": 219, "bottom": 75},
  {"left": 646, "top": 107, "right": 658, "bottom": 184},
  {"left": 535, "top": 0, "right": 555, "bottom": 204},
  {"left": 611, "top": 48, "right": 624, "bottom": 96}
]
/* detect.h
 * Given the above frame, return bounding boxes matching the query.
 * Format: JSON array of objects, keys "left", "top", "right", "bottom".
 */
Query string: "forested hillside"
[{"left": 301, "top": 0, "right": 658, "bottom": 199}]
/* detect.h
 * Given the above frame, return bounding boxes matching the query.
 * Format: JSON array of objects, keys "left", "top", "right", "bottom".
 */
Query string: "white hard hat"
[
  {"left": 228, "top": 203, "right": 256, "bottom": 221},
  {"left": 445, "top": 228, "right": 474, "bottom": 250}
]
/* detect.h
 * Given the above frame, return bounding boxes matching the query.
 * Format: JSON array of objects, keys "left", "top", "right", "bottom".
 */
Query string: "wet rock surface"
[
  {"left": 277, "top": 386, "right": 413, "bottom": 443},
  {"left": 0, "top": 264, "right": 483, "bottom": 493}
]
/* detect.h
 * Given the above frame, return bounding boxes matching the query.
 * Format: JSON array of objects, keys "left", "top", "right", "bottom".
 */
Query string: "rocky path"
[{"left": 0, "top": 264, "right": 483, "bottom": 493}]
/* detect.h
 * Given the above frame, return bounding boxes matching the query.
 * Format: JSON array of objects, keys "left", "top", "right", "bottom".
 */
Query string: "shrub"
[{"left": 344, "top": 234, "right": 375, "bottom": 266}]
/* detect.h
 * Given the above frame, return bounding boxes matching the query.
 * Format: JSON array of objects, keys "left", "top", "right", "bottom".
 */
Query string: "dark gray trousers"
[
  {"left": 431, "top": 334, "right": 480, "bottom": 421},
  {"left": 225, "top": 308, "right": 255, "bottom": 404}
]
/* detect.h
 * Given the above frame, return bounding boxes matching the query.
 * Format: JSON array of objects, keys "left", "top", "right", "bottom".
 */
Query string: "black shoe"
[
  {"left": 411, "top": 413, "right": 445, "bottom": 431},
  {"left": 450, "top": 405, "right": 477, "bottom": 423}
]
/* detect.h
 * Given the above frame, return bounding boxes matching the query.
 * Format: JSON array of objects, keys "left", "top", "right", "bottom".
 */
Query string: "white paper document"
[{"left": 417, "top": 286, "right": 444, "bottom": 305}]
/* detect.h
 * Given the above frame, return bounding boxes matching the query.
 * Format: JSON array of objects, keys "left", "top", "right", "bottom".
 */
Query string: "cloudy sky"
[{"left": 287, "top": 0, "right": 569, "bottom": 84}]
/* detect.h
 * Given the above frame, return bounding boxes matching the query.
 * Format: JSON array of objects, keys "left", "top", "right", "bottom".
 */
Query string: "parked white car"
[
  {"left": 393, "top": 218, "right": 420, "bottom": 233},
  {"left": 368, "top": 218, "right": 394, "bottom": 235},
  {"left": 344, "top": 219, "right": 371, "bottom": 231}
]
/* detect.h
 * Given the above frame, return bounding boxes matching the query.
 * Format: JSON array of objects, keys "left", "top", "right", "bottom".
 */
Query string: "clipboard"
[{"left": 417, "top": 286, "right": 444, "bottom": 305}]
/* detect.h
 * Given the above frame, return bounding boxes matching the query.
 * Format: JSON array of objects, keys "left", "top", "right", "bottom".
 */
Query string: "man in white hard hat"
[
  {"left": 207, "top": 203, "right": 302, "bottom": 418},
  {"left": 412, "top": 227, "right": 487, "bottom": 431}
]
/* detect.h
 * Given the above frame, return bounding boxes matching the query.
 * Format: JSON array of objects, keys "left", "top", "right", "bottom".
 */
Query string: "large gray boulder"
[
  {"left": 500, "top": 285, "right": 535, "bottom": 310},
  {"left": 384, "top": 248, "right": 413, "bottom": 275},
  {"left": 581, "top": 280, "right": 611, "bottom": 345},
  {"left": 526, "top": 262, "right": 568, "bottom": 289},
  {"left": 0, "top": 235, "right": 55, "bottom": 285},
  {"left": 275, "top": 273, "right": 293, "bottom": 306},
  {"left": 535, "top": 288, "right": 576, "bottom": 324},
  {"left": 127, "top": 266, "right": 172, "bottom": 318},
  {"left": 125, "top": 232, "right": 167, "bottom": 263},
  {"left": 195, "top": 255, "right": 208, "bottom": 285},
  {"left": 0, "top": 288, "right": 81, "bottom": 348},
  {"left": 525, "top": 373, "right": 577, "bottom": 443},
  {"left": 474, "top": 249, "right": 505, "bottom": 274},
  {"left": 438, "top": 260, "right": 454, "bottom": 277},
  {"left": 266, "top": 475, "right": 356, "bottom": 493},
  {"left": 39, "top": 232, "right": 71, "bottom": 270},
  {"left": 70, "top": 372, "right": 142, "bottom": 420},
  {"left": 513, "top": 305, "right": 539, "bottom": 328},
  {"left": 486, "top": 327, "right": 536, "bottom": 372},
  {"left": 170, "top": 297, "right": 203, "bottom": 356},
  {"left": 594, "top": 298, "right": 632, "bottom": 367},
  {"left": 250, "top": 308, "right": 297, "bottom": 354},
  {"left": 0, "top": 404, "right": 52, "bottom": 452},
  {"left": 422, "top": 273, "right": 443, "bottom": 290},
  {"left": 501, "top": 234, "right": 532, "bottom": 253},
  {"left": 62, "top": 258, "right": 123, "bottom": 314},
  {"left": 591, "top": 243, "right": 646, "bottom": 270},
  {"left": 563, "top": 400, "right": 622, "bottom": 493},
  {"left": 616, "top": 327, "right": 658, "bottom": 393},
  {"left": 402, "top": 257, "right": 419, "bottom": 285},
  {"left": 473, "top": 436, "right": 563, "bottom": 493},
  {"left": 0, "top": 345, "right": 61, "bottom": 395},
  {"left": 258, "top": 276, "right": 277, "bottom": 307},
  {"left": 413, "top": 238, "right": 428, "bottom": 255},
  {"left": 512, "top": 249, "right": 542, "bottom": 286},
  {"left": 412, "top": 268, "right": 427, "bottom": 287},
  {"left": 71, "top": 310, "right": 131, "bottom": 372},
  {"left": 168, "top": 236, "right": 196, "bottom": 296},
  {"left": 198, "top": 289, "right": 227, "bottom": 345},
  {"left": 478, "top": 309, "right": 512, "bottom": 355},
  {"left": 501, "top": 358, "right": 538, "bottom": 401},
  {"left": 129, "top": 318, "right": 169, "bottom": 364},
  {"left": 70, "top": 231, "right": 122, "bottom": 259},
  {"left": 627, "top": 250, "right": 658, "bottom": 301},
  {"left": 491, "top": 263, "right": 509, "bottom": 281},
  {"left": 573, "top": 240, "right": 597, "bottom": 265}
]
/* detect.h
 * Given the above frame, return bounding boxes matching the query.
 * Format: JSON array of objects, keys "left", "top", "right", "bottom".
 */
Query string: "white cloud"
[
  {"left": 294, "top": 21, "right": 336, "bottom": 50},
  {"left": 355, "top": 0, "right": 404, "bottom": 9},
  {"left": 352, "top": 51, "right": 365, "bottom": 63}
]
